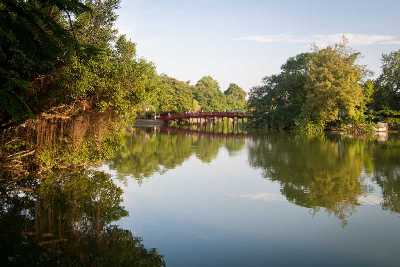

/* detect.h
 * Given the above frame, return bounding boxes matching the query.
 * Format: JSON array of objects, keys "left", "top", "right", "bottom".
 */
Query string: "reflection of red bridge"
[
  {"left": 159, "top": 112, "right": 250, "bottom": 122},
  {"left": 160, "top": 126, "right": 248, "bottom": 139}
]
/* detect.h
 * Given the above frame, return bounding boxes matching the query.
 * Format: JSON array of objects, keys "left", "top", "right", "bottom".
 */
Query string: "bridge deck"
[{"left": 159, "top": 112, "right": 249, "bottom": 121}]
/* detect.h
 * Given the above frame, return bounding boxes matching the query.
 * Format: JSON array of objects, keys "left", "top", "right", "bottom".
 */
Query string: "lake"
[{"left": 1, "top": 115, "right": 400, "bottom": 267}]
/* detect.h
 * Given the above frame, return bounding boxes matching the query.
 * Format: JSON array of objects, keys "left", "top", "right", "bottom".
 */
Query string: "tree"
[
  {"left": 303, "top": 45, "right": 365, "bottom": 128},
  {"left": 372, "top": 50, "right": 400, "bottom": 127},
  {"left": 0, "top": 0, "right": 162, "bottom": 123},
  {"left": 73, "top": 0, "right": 120, "bottom": 48},
  {"left": 192, "top": 76, "right": 226, "bottom": 111},
  {"left": 0, "top": 0, "right": 89, "bottom": 123},
  {"left": 224, "top": 83, "right": 247, "bottom": 111},
  {"left": 249, "top": 45, "right": 368, "bottom": 132},
  {"left": 152, "top": 75, "right": 196, "bottom": 112},
  {"left": 59, "top": 1, "right": 158, "bottom": 115},
  {"left": 248, "top": 53, "right": 310, "bottom": 129}
]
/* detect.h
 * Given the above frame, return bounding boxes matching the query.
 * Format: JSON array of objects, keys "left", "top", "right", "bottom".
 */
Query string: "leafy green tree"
[
  {"left": 59, "top": 1, "right": 157, "bottom": 116},
  {"left": 303, "top": 45, "right": 365, "bottom": 128},
  {"left": 248, "top": 53, "right": 310, "bottom": 129},
  {"left": 0, "top": 0, "right": 89, "bottom": 123},
  {"left": 73, "top": 0, "right": 120, "bottom": 48},
  {"left": 192, "top": 76, "right": 227, "bottom": 111},
  {"left": 249, "top": 45, "right": 368, "bottom": 132},
  {"left": 0, "top": 0, "right": 161, "bottom": 123},
  {"left": 371, "top": 50, "right": 400, "bottom": 129},
  {"left": 373, "top": 50, "right": 400, "bottom": 112},
  {"left": 152, "top": 75, "right": 196, "bottom": 112},
  {"left": 224, "top": 83, "right": 247, "bottom": 111}
]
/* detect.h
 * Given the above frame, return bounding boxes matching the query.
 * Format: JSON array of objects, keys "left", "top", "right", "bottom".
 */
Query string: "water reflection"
[
  {"left": 109, "top": 128, "right": 400, "bottom": 225},
  {"left": 0, "top": 113, "right": 165, "bottom": 266},
  {"left": 247, "top": 134, "right": 400, "bottom": 223},
  {"left": 372, "top": 140, "right": 400, "bottom": 213},
  {"left": 1, "top": 114, "right": 400, "bottom": 266},
  {"left": 0, "top": 170, "right": 165, "bottom": 266},
  {"left": 248, "top": 135, "right": 364, "bottom": 224},
  {"left": 109, "top": 127, "right": 400, "bottom": 224},
  {"left": 109, "top": 127, "right": 246, "bottom": 181}
]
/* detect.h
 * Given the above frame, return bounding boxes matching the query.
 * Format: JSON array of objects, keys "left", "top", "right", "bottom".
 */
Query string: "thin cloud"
[{"left": 237, "top": 33, "right": 400, "bottom": 46}]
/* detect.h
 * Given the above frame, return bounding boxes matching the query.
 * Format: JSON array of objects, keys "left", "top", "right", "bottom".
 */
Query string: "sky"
[{"left": 116, "top": 0, "right": 400, "bottom": 91}]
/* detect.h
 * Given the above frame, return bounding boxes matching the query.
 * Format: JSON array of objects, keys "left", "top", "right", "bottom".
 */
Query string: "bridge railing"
[{"left": 159, "top": 112, "right": 250, "bottom": 121}]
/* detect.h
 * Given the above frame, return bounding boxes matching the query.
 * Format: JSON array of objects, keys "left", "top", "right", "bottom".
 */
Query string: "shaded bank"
[{"left": 0, "top": 113, "right": 165, "bottom": 266}]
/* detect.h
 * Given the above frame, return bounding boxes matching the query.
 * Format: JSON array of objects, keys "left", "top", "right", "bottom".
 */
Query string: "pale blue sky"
[{"left": 116, "top": 0, "right": 400, "bottom": 91}]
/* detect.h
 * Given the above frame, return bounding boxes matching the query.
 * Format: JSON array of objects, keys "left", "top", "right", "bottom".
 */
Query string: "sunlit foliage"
[
  {"left": 192, "top": 76, "right": 227, "bottom": 112},
  {"left": 249, "top": 44, "right": 370, "bottom": 133},
  {"left": 224, "top": 83, "right": 247, "bottom": 111}
]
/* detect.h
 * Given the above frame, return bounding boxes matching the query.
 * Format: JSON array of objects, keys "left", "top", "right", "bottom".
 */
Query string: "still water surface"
[
  {"left": 107, "top": 128, "right": 400, "bottom": 267},
  {"left": 1, "top": 115, "right": 400, "bottom": 266}
]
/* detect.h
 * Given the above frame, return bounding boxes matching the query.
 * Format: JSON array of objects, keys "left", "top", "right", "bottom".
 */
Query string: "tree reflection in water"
[
  {"left": 108, "top": 126, "right": 400, "bottom": 224},
  {"left": 372, "top": 139, "right": 400, "bottom": 213},
  {"left": 0, "top": 113, "right": 165, "bottom": 267},
  {"left": 1, "top": 112, "right": 400, "bottom": 265},
  {"left": 0, "top": 169, "right": 165, "bottom": 267},
  {"left": 248, "top": 134, "right": 400, "bottom": 224},
  {"left": 109, "top": 127, "right": 246, "bottom": 181}
]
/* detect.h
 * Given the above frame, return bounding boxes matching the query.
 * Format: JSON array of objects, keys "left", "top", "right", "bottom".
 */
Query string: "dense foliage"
[
  {"left": 374, "top": 50, "right": 400, "bottom": 111},
  {"left": 372, "top": 50, "right": 400, "bottom": 129},
  {"left": 0, "top": 0, "right": 246, "bottom": 125},
  {"left": 224, "top": 83, "right": 247, "bottom": 111},
  {"left": 191, "top": 76, "right": 226, "bottom": 112},
  {"left": 248, "top": 53, "right": 310, "bottom": 129},
  {"left": 57, "top": 0, "right": 158, "bottom": 116},
  {"left": 150, "top": 75, "right": 198, "bottom": 113},
  {"left": 249, "top": 44, "right": 400, "bottom": 133},
  {"left": 0, "top": 0, "right": 89, "bottom": 123},
  {"left": 303, "top": 46, "right": 365, "bottom": 128}
]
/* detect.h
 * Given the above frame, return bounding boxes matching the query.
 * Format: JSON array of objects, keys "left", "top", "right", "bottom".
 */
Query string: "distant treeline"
[
  {"left": 248, "top": 43, "right": 400, "bottom": 133},
  {"left": 0, "top": 0, "right": 246, "bottom": 126}
]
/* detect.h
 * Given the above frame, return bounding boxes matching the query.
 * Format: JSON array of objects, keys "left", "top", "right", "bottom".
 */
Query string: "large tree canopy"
[
  {"left": 304, "top": 45, "right": 365, "bottom": 126},
  {"left": 224, "top": 83, "right": 247, "bottom": 111},
  {"left": 248, "top": 53, "right": 310, "bottom": 129},
  {"left": 373, "top": 50, "right": 400, "bottom": 112},
  {"left": 192, "top": 76, "right": 227, "bottom": 112},
  {"left": 0, "top": 0, "right": 89, "bottom": 122},
  {"left": 152, "top": 75, "right": 197, "bottom": 113},
  {"left": 249, "top": 44, "right": 367, "bottom": 132}
]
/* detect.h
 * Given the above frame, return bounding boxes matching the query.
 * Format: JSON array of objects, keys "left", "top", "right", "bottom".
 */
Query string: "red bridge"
[
  {"left": 160, "top": 126, "right": 248, "bottom": 138},
  {"left": 159, "top": 112, "right": 250, "bottom": 122}
]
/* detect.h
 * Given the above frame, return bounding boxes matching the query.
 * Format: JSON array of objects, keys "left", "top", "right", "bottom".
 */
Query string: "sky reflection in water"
[{"left": 108, "top": 129, "right": 400, "bottom": 267}]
